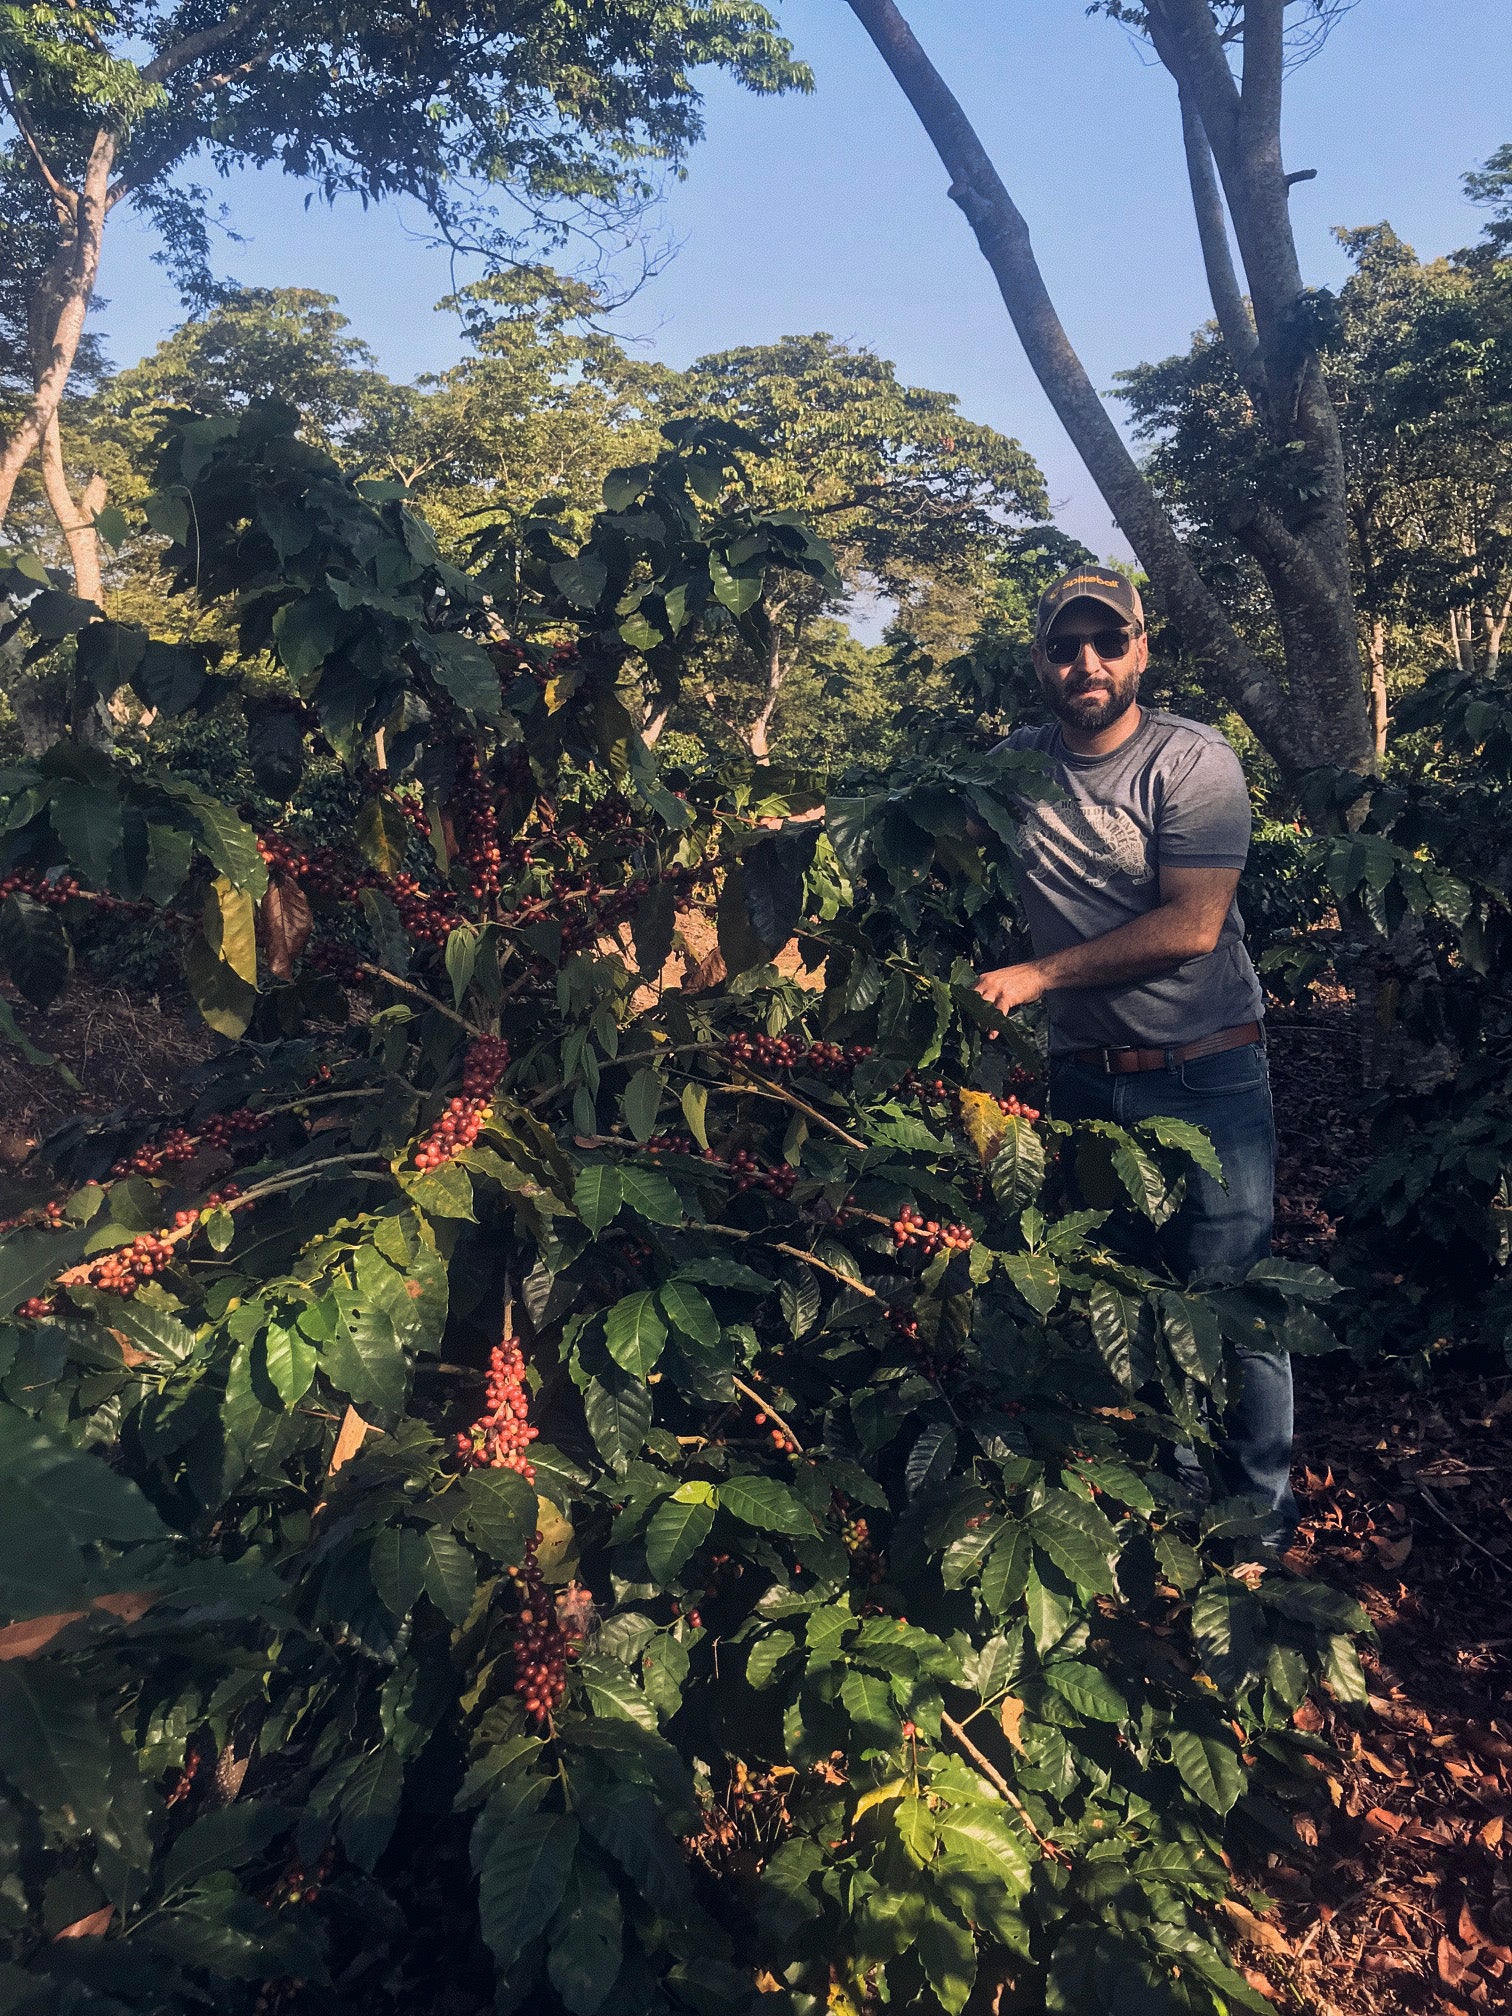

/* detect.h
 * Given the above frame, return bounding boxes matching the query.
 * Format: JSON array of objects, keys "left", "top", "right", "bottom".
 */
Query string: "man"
[{"left": 976, "top": 565, "right": 1294, "bottom": 1544}]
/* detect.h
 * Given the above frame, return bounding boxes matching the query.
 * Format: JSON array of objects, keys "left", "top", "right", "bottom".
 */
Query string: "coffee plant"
[{"left": 0, "top": 411, "right": 1365, "bottom": 2016}]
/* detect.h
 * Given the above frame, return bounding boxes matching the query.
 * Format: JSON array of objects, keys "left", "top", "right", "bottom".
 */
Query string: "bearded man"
[{"left": 976, "top": 566, "right": 1294, "bottom": 1545}]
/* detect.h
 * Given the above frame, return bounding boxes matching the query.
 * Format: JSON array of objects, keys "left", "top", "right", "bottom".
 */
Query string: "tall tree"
[
  {"left": 366, "top": 266, "right": 666, "bottom": 550},
  {"left": 841, "top": 0, "right": 1375, "bottom": 782},
  {"left": 0, "top": 0, "right": 809, "bottom": 561},
  {"left": 1117, "top": 198, "right": 1512, "bottom": 753},
  {"left": 652, "top": 332, "right": 1048, "bottom": 756}
]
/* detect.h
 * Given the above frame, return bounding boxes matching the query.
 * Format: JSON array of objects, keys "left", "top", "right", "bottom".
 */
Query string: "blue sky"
[{"left": 94, "top": 0, "right": 1511, "bottom": 562}]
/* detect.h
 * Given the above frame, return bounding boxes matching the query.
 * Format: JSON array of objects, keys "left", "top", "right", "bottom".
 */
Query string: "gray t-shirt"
[{"left": 1002, "top": 710, "right": 1263, "bottom": 1054}]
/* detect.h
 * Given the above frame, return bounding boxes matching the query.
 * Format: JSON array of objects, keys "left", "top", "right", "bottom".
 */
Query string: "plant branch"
[
  {"left": 1177, "top": 87, "right": 1264, "bottom": 403},
  {"left": 141, "top": 0, "right": 275, "bottom": 85},
  {"left": 730, "top": 1375, "right": 805, "bottom": 1455},
  {"left": 358, "top": 963, "right": 489, "bottom": 1039},
  {"left": 727, "top": 1068, "right": 868, "bottom": 1154},
  {"left": 939, "top": 1710, "right": 1069, "bottom": 1862}
]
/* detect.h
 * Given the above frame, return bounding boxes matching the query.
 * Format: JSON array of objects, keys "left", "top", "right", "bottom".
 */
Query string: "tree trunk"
[
  {"left": 747, "top": 625, "right": 785, "bottom": 763},
  {"left": 0, "top": 129, "right": 115, "bottom": 525},
  {"left": 1366, "top": 618, "right": 1388, "bottom": 757},
  {"left": 641, "top": 703, "right": 673, "bottom": 748},
  {"left": 843, "top": 0, "right": 1374, "bottom": 783},
  {"left": 1482, "top": 589, "right": 1511, "bottom": 676},
  {"left": 40, "top": 414, "right": 107, "bottom": 612}
]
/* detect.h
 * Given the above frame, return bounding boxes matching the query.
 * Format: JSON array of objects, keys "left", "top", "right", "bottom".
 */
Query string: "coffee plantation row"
[{"left": 4, "top": 400, "right": 1489, "bottom": 2016}]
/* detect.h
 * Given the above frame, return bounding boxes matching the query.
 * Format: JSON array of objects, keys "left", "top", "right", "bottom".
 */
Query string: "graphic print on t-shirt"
[{"left": 1021, "top": 798, "right": 1154, "bottom": 890}]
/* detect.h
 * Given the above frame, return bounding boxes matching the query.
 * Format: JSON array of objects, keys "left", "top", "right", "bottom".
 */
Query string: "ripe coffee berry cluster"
[
  {"left": 995, "top": 1092, "right": 1041, "bottom": 1122},
  {"left": 17, "top": 1294, "right": 58, "bottom": 1319},
  {"left": 0, "top": 867, "right": 83, "bottom": 908},
  {"left": 112, "top": 1108, "right": 267, "bottom": 1179},
  {"left": 172, "top": 1183, "right": 241, "bottom": 1230},
  {"left": 723, "top": 1033, "right": 872, "bottom": 1078},
  {"left": 111, "top": 1125, "right": 194, "bottom": 1178},
  {"left": 506, "top": 1536, "right": 571, "bottom": 1728},
  {"left": 200, "top": 1109, "right": 268, "bottom": 1152},
  {"left": 644, "top": 1133, "right": 695, "bottom": 1159},
  {"left": 455, "top": 1337, "right": 538, "bottom": 1480},
  {"left": 412, "top": 1037, "right": 511, "bottom": 1170},
  {"left": 891, "top": 1204, "right": 974, "bottom": 1259},
  {"left": 81, "top": 1232, "right": 177, "bottom": 1298},
  {"left": 724, "top": 1149, "right": 797, "bottom": 1199}
]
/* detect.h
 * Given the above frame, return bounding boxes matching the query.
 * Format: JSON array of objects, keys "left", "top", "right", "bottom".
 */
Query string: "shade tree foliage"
[
  {"left": 0, "top": 0, "right": 811, "bottom": 593},
  {"left": 1117, "top": 184, "right": 1512, "bottom": 754}
]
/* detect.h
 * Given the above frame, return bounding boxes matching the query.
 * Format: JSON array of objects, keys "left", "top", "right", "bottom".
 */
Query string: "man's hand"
[
  {"left": 974, "top": 867, "right": 1242, "bottom": 1016},
  {"left": 974, "top": 961, "right": 1046, "bottom": 1016},
  {"left": 755, "top": 805, "right": 826, "bottom": 833}
]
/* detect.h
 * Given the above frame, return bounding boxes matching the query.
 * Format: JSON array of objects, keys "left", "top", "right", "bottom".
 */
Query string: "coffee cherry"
[{"left": 455, "top": 1332, "right": 538, "bottom": 1480}]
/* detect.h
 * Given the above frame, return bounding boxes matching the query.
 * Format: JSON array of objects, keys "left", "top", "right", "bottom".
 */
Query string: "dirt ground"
[
  {"left": 3, "top": 971, "right": 1510, "bottom": 2010},
  {"left": 1246, "top": 998, "right": 1512, "bottom": 2013}
]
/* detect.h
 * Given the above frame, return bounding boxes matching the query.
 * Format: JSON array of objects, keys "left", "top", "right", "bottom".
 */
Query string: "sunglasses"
[{"left": 1042, "top": 627, "right": 1136, "bottom": 666}]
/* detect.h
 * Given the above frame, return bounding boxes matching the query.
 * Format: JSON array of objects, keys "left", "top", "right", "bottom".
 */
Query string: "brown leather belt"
[{"left": 1072, "top": 1020, "right": 1263, "bottom": 1075}]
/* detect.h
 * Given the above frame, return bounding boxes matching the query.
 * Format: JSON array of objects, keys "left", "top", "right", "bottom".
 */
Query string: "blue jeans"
[{"left": 1048, "top": 1042, "right": 1296, "bottom": 1542}]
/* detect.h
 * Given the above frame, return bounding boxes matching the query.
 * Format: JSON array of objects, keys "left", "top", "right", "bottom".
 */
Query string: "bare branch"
[
  {"left": 1178, "top": 87, "right": 1264, "bottom": 404},
  {"left": 1240, "top": 0, "right": 1287, "bottom": 135}
]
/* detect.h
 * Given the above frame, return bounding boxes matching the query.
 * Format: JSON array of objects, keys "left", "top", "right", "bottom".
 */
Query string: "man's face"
[{"left": 1032, "top": 598, "right": 1147, "bottom": 733}]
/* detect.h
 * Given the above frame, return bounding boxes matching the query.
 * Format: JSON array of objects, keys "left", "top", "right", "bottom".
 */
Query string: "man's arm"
[{"left": 974, "top": 865, "right": 1241, "bottom": 1016}]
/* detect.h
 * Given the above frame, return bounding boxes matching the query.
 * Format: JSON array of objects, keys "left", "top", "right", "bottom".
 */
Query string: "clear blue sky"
[{"left": 94, "top": 0, "right": 1511, "bottom": 563}]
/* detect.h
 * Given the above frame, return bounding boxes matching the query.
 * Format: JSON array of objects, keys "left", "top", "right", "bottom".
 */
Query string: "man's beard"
[{"left": 1043, "top": 667, "right": 1140, "bottom": 733}]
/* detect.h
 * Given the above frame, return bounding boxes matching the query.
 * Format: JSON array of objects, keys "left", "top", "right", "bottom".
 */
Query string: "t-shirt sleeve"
[{"left": 1157, "top": 737, "right": 1251, "bottom": 869}]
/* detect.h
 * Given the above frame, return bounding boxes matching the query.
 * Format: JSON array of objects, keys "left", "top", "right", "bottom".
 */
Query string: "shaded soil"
[
  {"left": 0, "top": 975, "right": 213, "bottom": 1217},
  {"left": 1242, "top": 995, "right": 1512, "bottom": 2013}
]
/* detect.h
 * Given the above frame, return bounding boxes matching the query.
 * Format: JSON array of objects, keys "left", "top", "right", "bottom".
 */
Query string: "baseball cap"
[{"left": 1035, "top": 566, "right": 1145, "bottom": 640}]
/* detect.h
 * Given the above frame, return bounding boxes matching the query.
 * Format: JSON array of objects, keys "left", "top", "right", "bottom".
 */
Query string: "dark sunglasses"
[{"left": 1042, "top": 627, "right": 1136, "bottom": 666}]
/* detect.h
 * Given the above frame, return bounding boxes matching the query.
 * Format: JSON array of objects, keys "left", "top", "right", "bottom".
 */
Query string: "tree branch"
[
  {"left": 1178, "top": 86, "right": 1264, "bottom": 405},
  {"left": 1239, "top": 0, "right": 1287, "bottom": 137},
  {"left": 140, "top": 0, "right": 274, "bottom": 85},
  {"left": 0, "top": 77, "right": 76, "bottom": 212}
]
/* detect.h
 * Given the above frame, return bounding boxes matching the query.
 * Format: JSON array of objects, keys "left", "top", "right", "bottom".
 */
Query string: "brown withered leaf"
[
  {"left": 328, "top": 1405, "right": 375, "bottom": 1476},
  {"left": 1363, "top": 1805, "right": 1407, "bottom": 1838},
  {"left": 1000, "top": 1695, "right": 1027, "bottom": 1752},
  {"left": 259, "top": 875, "right": 313, "bottom": 981},
  {"left": 1220, "top": 1899, "right": 1290, "bottom": 1956},
  {"left": 0, "top": 1611, "right": 88, "bottom": 1660},
  {"left": 54, "top": 1908, "right": 113, "bottom": 1941},
  {"left": 1438, "top": 1935, "right": 1473, "bottom": 1989}
]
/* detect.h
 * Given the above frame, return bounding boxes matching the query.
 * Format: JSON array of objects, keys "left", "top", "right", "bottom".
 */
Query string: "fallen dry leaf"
[
  {"left": 1478, "top": 1814, "right": 1505, "bottom": 1850},
  {"left": 1438, "top": 1935, "right": 1473, "bottom": 1989},
  {"left": 1221, "top": 1899, "right": 1290, "bottom": 1956},
  {"left": 1363, "top": 1805, "right": 1407, "bottom": 1838}
]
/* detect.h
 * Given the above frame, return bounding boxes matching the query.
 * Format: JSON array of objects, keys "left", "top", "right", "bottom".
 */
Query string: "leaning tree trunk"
[
  {"left": 842, "top": 0, "right": 1374, "bottom": 784},
  {"left": 0, "top": 131, "right": 116, "bottom": 525}
]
